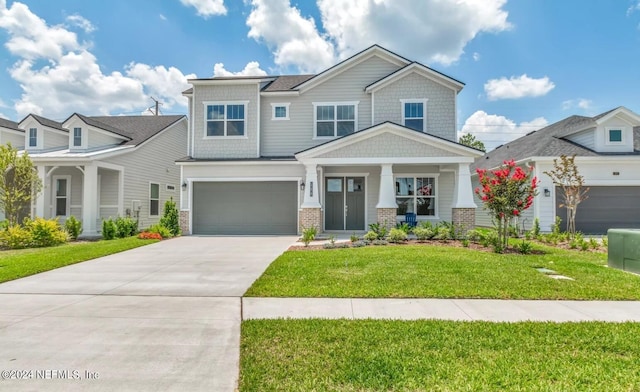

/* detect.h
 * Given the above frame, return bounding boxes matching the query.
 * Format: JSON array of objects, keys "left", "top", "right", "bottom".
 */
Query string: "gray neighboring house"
[
  {"left": 179, "top": 45, "right": 484, "bottom": 235},
  {"left": 472, "top": 106, "right": 640, "bottom": 234},
  {"left": 9, "top": 113, "right": 188, "bottom": 236}
]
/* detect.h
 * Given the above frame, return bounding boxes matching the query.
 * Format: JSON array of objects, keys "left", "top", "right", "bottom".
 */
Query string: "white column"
[
  {"left": 452, "top": 162, "right": 477, "bottom": 208},
  {"left": 34, "top": 165, "right": 46, "bottom": 218},
  {"left": 376, "top": 164, "right": 397, "bottom": 208},
  {"left": 82, "top": 164, "right": 99, "bottom": 235},
  {"left": 301, "top": 163, "right": 321, "bottom": 208}
]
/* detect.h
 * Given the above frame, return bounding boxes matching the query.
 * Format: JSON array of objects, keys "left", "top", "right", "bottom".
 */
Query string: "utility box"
[{"left": 608, "top": 229, "right": 640, "bottom": 274}]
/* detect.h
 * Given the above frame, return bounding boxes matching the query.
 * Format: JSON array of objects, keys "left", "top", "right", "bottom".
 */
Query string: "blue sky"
[{"left": 1, "top": 0, "right": 639, "bottom": 149}]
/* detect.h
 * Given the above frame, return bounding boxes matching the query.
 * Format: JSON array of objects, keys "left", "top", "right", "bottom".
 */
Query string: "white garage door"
[{"left": 192, "top": 182, "right": 298, "bottom": 235}]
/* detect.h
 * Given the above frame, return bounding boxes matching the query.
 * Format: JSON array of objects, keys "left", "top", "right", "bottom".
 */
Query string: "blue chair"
[{"left": 403, "top": 212, "right": 417, "bottom": 227}]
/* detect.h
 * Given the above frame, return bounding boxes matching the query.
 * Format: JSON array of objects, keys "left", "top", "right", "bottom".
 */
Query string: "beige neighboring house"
[
  {"left": 178, "top": 45, "right": 484, "bottom": 235},
  {"left": 7, "top": 113, "right": 188, "bottom": 236}
]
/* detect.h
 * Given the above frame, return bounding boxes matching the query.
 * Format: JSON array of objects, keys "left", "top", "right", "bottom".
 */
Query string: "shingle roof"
[
  {"left": 262, "top": 75, "right": 315, "bottom": 91},
  {"left": 0, "top": 117, "right": 21, "bottom": 131},
  {"left": 85, "top": 115, "right": 185, "bottom": 146},
  {"left": 31, "top": 114, "right": 67, "bottom": 131}
]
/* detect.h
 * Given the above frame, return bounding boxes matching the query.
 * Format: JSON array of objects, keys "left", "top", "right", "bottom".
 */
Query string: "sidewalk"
[{"left": 243, "top": 298, "right": 640, "bottom": 322}]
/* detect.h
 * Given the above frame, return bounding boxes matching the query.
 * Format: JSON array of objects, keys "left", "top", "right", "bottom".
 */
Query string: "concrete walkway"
[
  {"left": 244, "top": 298, "right": 640, "bottom": 322},
  {"left": 0, "top": 236, "right": 296, "bottom": 392}
]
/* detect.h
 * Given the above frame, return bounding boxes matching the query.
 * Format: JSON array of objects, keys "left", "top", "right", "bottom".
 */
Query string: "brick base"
[
  {"left": 376, "top": 208, "right": 397, "bottom": 230},
  {"left": 452, "top": 208, "right": 475, "bottom": 234},
  {"left": 299, "top": 208, "right": 322, "bottom": 234},
  {"left": 179, "top": 210, "right": 190, "bottom": 235}
]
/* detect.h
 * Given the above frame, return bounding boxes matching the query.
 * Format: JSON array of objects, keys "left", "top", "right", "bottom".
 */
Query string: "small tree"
[
  {"left": 475, "top": 159, "right": 538, "bottom": 250},
  {"left": 0, "top": 143, "right": 42, "bottom": 225},
  {"left": 544, "top": 154, "right": 588, "bottom": 236},
  {"left": 459, "top": 133, "right": 486, "bottom": 152},
  {"left": 160, "top": 197, "right": 181, "bottom": 236}
]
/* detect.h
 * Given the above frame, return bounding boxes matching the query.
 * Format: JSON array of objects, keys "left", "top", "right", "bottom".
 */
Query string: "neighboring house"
[
  {"left": 178, "top": 45, "right": 484, "bottom": 235},
  {"left": 472, "top": 106, "right": 640, "bottom": 234},
  {"left": 13, "top": 113, "right": 187, "bottom": 236},
  {"left": 0, "top": 117, "right": 26, "bottom": 221}
]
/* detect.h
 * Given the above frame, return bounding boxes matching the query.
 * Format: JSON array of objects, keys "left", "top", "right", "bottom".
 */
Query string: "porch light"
[
  {"left": 300, "top": 181, "right": 306, "bottom": 191},
  {"left": 543, "top": 188, "right": 550, "bottom": 197},
  {"left": 182, "top": 182, "right": 187, "bottom": 191}
]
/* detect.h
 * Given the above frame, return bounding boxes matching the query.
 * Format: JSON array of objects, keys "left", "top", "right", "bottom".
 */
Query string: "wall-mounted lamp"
[
  {"left": 543, "top": 188, "right": 550, "bottom": 197},
  {"left": 300, "top": 181, "right": 306, "bottom": 191},
  {"left": 182, "top": 182, "right": 187, "bottom": 191}
]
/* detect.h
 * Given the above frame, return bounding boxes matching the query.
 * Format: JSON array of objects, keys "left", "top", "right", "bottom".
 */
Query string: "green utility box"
[{"left": 608, "top": 229, "right": 640, "bottom": 274}]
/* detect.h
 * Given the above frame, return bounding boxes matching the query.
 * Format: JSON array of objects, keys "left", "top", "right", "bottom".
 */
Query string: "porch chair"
[{"left": 403, "top": 212, "right": 417, "bottom": 228}]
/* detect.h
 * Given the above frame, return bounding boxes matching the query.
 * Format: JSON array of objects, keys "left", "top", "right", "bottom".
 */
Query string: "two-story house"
[
  {"left": 178, "top": 45, "right": 483, "bottom": 235},
  {"left": 11, "top": 113, "right": 187, "bottom": 236},
  {"left": 473, "top": 106, "right": 640, "bottom": 234}
]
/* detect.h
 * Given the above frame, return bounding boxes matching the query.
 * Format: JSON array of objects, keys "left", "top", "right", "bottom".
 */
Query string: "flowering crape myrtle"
[{"left": 475, "top": 159, "right": 538, "bottom": 249}]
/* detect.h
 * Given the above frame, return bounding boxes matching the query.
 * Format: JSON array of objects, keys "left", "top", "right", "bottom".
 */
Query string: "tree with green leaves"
[
  {"left": 544, "top": 154, "right": 588, "bottom": 236},
  {"left": 160, "top": 197, "right": 181, "bottom": 236},
  {"left": 458, "top": 133, "right": 486, "bottom": 152},
  {"left": 0, "top": 143, "right": 42, "bottom": 225}
]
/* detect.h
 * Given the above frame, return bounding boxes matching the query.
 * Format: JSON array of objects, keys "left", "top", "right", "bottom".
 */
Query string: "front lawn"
[
  {"left": 244, "top": 244, "right": 640, "bottom": 299},
  {"left": 240, "top": 319, "right": 640, "bottom": 391},
  {"left": 0, "top": 237, "right": 159, "bottom": 283}
]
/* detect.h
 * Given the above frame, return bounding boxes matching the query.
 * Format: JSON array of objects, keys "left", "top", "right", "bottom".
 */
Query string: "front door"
[{"left": 325, "top": 177, "right": 365, "bottom": 230}]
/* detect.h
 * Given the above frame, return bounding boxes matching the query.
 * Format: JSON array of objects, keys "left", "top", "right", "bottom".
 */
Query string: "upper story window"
[
  {"left": 73, "top": 127, "right": 82, "bottom": 147},
  {"left": 608, "top": 128, "right": 623, "bottom": 144},
  {"left": 28, "top": 128, "right": 37, "bottom": 147},
  {"left": 271, "top": 103, "right": 290, "bottom": 120},
  {"left": 314, "top": 102, "right": 358, "bottom": 138},
  {"left": 401, "top": 99, "right": 428, "bottom": 132},
  {"left": 204, "top": 101, "right": 248, "bottom": 138}
]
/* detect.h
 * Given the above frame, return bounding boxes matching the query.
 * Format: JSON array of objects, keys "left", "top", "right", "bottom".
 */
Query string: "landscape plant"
[
  {"left": 147, "top": 223, "right": 172, "bottom": 239},
  {"left": 101, "top": 218, "right": 117, "bottom": 240},
  {"left": 475, "top": 159, "right": 538, "bottom": 250},
  {"left": 26, "top": 217, "right": 68, "bottom": 247},
  {"left": 544, "top": 154, "right": 589, "bottom": 237},
  {"left": 387, "top": 228, "right": 408, "bottom": 243},
  {"left": 159, "top": 197, "right": 181, "bottom": 236},
  {"left": 301, "top": 226, "right": 317, "bottom": 246},
  {"left": 0, "top": 143, "right": 42, "bottom": 225},
  {"left": 64, "top": 215, "right": 82, "bottom": 240},
  {"left": 114, "top": 216, "right": 138, "bottom": 238}
]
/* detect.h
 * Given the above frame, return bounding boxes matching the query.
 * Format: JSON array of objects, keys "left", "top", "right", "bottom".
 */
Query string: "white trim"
[
  {"left": 202, "top": 100, "right": 250, "bottom": 138},
  {"left": 189, "top": 78, "right": 269, "bottom": 86},
  {"left": 51, "top": 175, "right": 71, "bottom": 217},
  {"left": 393, "top": 173, "right": 440, "bottom": 219},
  {"left": 70, "top": 127, "right": 86, "bottom": 149},
  {"left": 305, "top": 157, "right": 475, "bottom": 165},
  {"left": 260, "top": 91, "right": 300, "bottom": 97},
  {"left": 271, "top": 102, "right": 290, "bottom": 120},
  {"left": 190, "top": 95, "right": 195, "bottom": 157},
  {"left": 27, "top": 127, "right": 40, "bottom": 149},
  {"left": 149, "top": 182, "right": 160, "bottom": 217},
  {"left": 400, "top": 98, "right": 428, "bottom": 132},
  {"left": 95, "top": 161, "right": 124, "bottom": 171},
  {"left": 313, "top": 101, "right": 359, "bottom": 139},
  {"left": 365, "top": 62, "right": 464, "bottom": 93},
  {"left": 594, "top": 106, "right": 640, "bottom": 126},
  {"left": 177, "top": 159, "right": 299, "bottom": 166},
  {"left": 256, "top": 84, "right": 261, "bottom": 157},
  {"left": 323, "top": 174, "right": 369, "bottom": 231},
  {"left": 371, "top": 91, "right": 375, "bottom": 125},
  {"left": 605, "top": 126, "right": 625, "bottom": 145},
  {"left": 99, "top": 205, "right": 119, "bottom": 208}
]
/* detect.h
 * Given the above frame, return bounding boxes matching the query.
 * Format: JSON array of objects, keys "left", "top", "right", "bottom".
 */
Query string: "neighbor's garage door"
[
  {"left": 192, "top": 182, "right": 298, "bottom": 235},
  {"left": 556, "top": 186, "right": 640, "bottom": 234}
]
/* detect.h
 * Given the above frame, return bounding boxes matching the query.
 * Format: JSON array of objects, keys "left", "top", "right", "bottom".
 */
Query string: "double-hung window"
[
  {"left": 205, "top": 102, "right": 247, "bottom": 137},
  {"left": 73, "top": 127, "right": 82, "bottom": 147},
  {"left": 29, "top": 128, "right": 37, "bottom": 147},
  {"left": 149, "top": 183, "right": 160, "bottom": 217},
  {"left": 395, "top": 176, "right": 437, "bottom": 216},
  {"left": 314, "top": 102, "right": 358, "bottom": 138},
  {"left": 401, "top": 99, "right": 427, "bottom": 132}
]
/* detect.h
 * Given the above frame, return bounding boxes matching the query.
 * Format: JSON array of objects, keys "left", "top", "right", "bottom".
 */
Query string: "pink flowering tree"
[{"left": 475, "top": 160, "right": 539, "bottom": 249}]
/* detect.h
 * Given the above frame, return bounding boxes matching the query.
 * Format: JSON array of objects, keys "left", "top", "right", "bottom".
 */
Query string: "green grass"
[
  {"left": 240, "top": 319, "right": 640, "bottom": 391},
  {"left": 245, "top": 244, "right": 640, "bottom": 299},
  {"left": 0, "top": 237, "right": 159, "bottom": 283}
]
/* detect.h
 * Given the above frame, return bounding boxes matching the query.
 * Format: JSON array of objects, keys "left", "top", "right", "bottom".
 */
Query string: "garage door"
[
  {"left": 192, "top": 182, "right": 298, "bottom": 235},
  {"left": 556, "top": 186, "right": 640, "bottom": 234}
]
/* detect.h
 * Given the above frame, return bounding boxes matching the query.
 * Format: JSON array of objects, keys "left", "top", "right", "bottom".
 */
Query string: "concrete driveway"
[{"left": 0, "top": 236, "right": 295, "bottom": 392}]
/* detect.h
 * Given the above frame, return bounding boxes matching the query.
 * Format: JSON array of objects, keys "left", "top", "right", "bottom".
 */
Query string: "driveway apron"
[{"left": 0, "top": 236, "right": 295, "bottom": 392}]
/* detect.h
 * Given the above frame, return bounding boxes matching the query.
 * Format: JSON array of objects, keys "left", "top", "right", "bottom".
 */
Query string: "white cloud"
[
  {"left": 460, "top": 110, "right": 548, "bottom": 151},
  {"left": 484, "top": 74, "right": 555, "bottom": 100},
  {"left": 159, "top": 14, "right": 167, "bottom": 21},
  {"left": 562, "top": 98, "right": 593, "bottom": 111},
  {"left": 179, "top": 0, "right": 226, "bottom": 18},
  {"left": 0, "top": 1, "right": 193, "bottom": 118},
  {"left": 65, "top": 14, "right": 95, "bottom": 33},
  {"left": 246, "top": 0, "right": 335, "bottom": 73},
  {"left": 473, "top": 52, "right": 480, "bottom": 62},
  {"left": 627, "top": 2, "right": 640, "bottom": 16},
  {"left": 213, "top": 61, "right": 267, "bottom": 77}
]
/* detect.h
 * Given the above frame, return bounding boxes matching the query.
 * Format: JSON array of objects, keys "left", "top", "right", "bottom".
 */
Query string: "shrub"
[
  {"left": 531, "top": 218, "right": 541, "bottom": 238},
  {"left": 0, "top": 225, "right": 33, "bottom": 249},
  {"left": 466, "top": 229, "right": 484, "bottom": 243},
  {"left": 363, "top": 230, "right": 378, "bottom": 241},
  {"left": 372, "top": 239, "right": 388, "bottom": 246},
  {"left": 64, "top": 215, "right": 82, "bottom": 240},
  {"left": 336, "top": 243, "right": 350, "bottom": 248},
  {"left": 395, "top": 222, "right": 412, "bottom": 234},
  {"left": 28, "top": 217, "right": 68, "bottom": 247},
  {"left": 328, "top": 235, "right": 336, "bottom": 245},
  {"left": 160, "top": 197, "right": 181, "bottom": 237},
  {"left": 350, "top": 233, "right": 359, "bottom": 243},
  {"left": 102, "top": 219, "right": 117, "bottom": 240},
  {"left": 138, "top": 232, "right": 162, "bottom": 240},
  {"left": 517, "top": 240, "right": 533, "bottom": 255},
  {"left": 413, "top": 227, "right": 434, "bottom": 242},
  {"left": 435, "top": 227, "right": 452, "bottom": 241},
  {"left": 602, "top": 236, "right": 608, "bottom": 248},
  {"left": 551, "top": 216, "right": 562, "bottom": 235},
  {"left": 115, "top": 216, "right": 138, "bottom": 238},
  {"left": 323, "top": 243, "right": 335, "bottom": 249},
  {"left": 351, "top": 240, "right": 366, "bottom": 248},
  {"left": 589, "top": 237, "right": 599, "bottom": 250},
  {"left": 0, "top": 219, "right": 8, "bottom": 231},
  {"left": 580, "top": 239, "right": 590, "bottom": 251},
  {"left": 461, "top": 238, "right": 470, "bottom": 247},
  {"left": 368, "top": 222, "right": 388, "bottom": 240},
  {"left": 387, "top": 228, "right": 408, "bottom": 243},
  {"left": 147, "top": 224, "right": 172, "bottom": 239},
  {"left": 301, "top": 226, "right": 317, "bottom": 247}
]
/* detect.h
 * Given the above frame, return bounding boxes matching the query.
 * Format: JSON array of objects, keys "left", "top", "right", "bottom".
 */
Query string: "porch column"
[
  {"left": 82, "top": 164, "right": 99, "bottom": 236},
  {"left": 452, "top": 162, "right": 477, "bottom": 232},
  {"left": 34, "top": 165, "right": 46, "bottom": 218},
  {"left": 376, "top": 164, "right": 397, "bottom": 227},
  {"left": 299, "top": 163, "right": 322, "bottom": 233}
]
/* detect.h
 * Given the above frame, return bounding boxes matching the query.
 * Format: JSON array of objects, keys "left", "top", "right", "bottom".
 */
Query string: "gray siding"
[
  {"left": 0, "top": 130, "right": 25, "bottom": 149},
  {"left": 43, "top": 130, "right": 69, "bottom": 150},
  {"left": 374, "top": 72, "right": 457, "bottom": 141},
  {"left": 88, "top": 129, "right": 123, "bottom": 150},
  {"left": 46, "top": 166, "right": 83, "bottom": 220},
  {"left": 104, "top": 119, "right": 188, "bottom": 229},
  {"left": 566, "top": 129, "right": 595, "bottom": 150},
  {"left": 193, "top": 84, "right": 259, "bottom": 159},
  {"left": 261, "top": 55, "right": 402, "bottom": 156}
]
